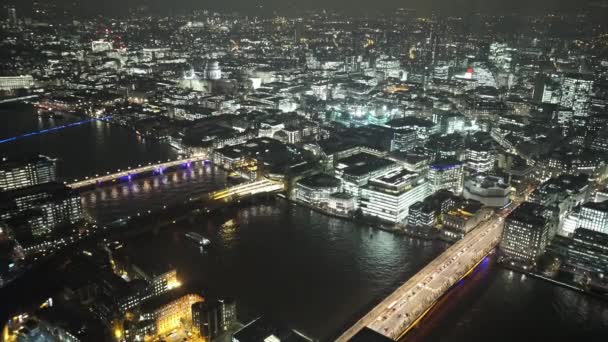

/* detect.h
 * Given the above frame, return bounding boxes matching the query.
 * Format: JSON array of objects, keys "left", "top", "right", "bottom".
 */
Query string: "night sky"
[{"left": 4, "top": 0, "right": 603, "bottom": 16}]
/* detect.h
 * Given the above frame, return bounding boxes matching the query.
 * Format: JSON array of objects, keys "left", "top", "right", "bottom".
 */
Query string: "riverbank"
[
  {"left": 500, "top": 262, "right": 608, "bottom": 302},
  {"left": 278, "top": 195, "right": 456, "bottom": 243}
]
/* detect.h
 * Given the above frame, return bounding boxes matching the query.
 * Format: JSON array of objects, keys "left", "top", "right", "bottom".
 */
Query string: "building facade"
[{"left": 360, "top": 169, "right": 429, "bottom": 224}]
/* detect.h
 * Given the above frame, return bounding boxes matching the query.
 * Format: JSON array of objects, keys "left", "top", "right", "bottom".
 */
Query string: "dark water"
[
  {"left": 1, "top": 104, "right": 608, "bottom": 340},
  {"left": 0, "top": 104, "right": 176, "bottom": 181},
  {"left": 80, "top": 163, "right": 228, "bottom": 223}
]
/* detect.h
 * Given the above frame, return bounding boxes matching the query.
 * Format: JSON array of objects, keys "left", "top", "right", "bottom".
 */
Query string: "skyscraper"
[{"left": 560, "top": 73, "right": 594, "bottom": 119}]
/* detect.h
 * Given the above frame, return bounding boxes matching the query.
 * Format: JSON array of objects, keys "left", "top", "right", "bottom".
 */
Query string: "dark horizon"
[{"left": 4, "top": 0, "right": 608, "bottom": 17}]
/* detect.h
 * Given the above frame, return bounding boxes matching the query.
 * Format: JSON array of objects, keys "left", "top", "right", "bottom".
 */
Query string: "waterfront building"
[
  {"left": 360, "top": 169, "right": 429, "bottom": 224},
  {"left": 140, "top": 293, "right": 204, "bottom": 337},
  {"left": 294, "top": 174, "right": 341, "bottom": 206},
  {"left": 334, "top": 152, "right": 399, "bottom": 200},
  {"left": 407, "top": 190, "right": 457, "bottom": 229},
  {"left": 428, "top": 159, "right": 464, "bottom": 194},
  {"left": 549, "top": 228, "right": 608, "bottom": 276},
  {"left": 117, "top": 268, "right": 181, "bottom": 314},
  {"left": 192, "top": 298, "right": 237, "bottom": 340},
  {"left": 443, "top": 199, "right": 488, "bottom": 238},
  {"left": 0, "top": 155, "right": 57, "bottom": 191},
  {"left": 232, "top": 317, "right": 314, "bottom": 342},
  {"left": 327, "top": 192, "right": 357, "bottom": 215},
  {"left": 0, "top": 182, "right": 83, "bottom": 236},
  {"left": 463, "top": 174, "right": 511, "bottom": 208},
  {"left": 500, "top": 202, "right": 550, "bottom": 265},
  {"left": 0, "top": 75, "right": 34, "bottom": 91}
]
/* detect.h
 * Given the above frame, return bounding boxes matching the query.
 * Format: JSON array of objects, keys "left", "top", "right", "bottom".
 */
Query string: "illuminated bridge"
[
  {"left": 337, "top": 216, "right": 504, "bottom": 341},
  {"left": 0, "top": 116, "right": 112, "bottom": 144},
  {"left": 210, "top": 179, "right": 285, "bottom": 202},
  {"left": 67, "top": 155, "right": 209, "bottom": 189}
]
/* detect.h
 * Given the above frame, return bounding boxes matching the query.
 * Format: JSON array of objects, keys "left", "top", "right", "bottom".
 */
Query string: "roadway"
[{"left": 337, "top": 215, "right": 504, "bottom": 341}]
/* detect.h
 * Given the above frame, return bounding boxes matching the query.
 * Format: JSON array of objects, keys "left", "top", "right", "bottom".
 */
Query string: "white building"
[
  {"left": 360, "top": 169, "right": 430, "bottom": 224},
  {"left": 294, "top": 174, "right": 342, "bottom": 206},
  {"left": 578, "top": 201, "right": 608, "bottom": 235},
  {"left": 0, "top": 75, "right": 34, "bottom": 91}
]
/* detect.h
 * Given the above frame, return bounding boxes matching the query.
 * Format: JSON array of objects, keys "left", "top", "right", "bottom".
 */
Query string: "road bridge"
[
  {"left": 338, "top": 216, "right": 504, "bottom": 341},
  {"left": 67, "top": 155, "right": 209, "bottom": 189}
]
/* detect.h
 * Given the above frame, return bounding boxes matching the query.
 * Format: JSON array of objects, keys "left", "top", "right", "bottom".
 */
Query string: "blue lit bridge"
[{"left": 0, "top": 116, "right": 112, "bottom": 144}]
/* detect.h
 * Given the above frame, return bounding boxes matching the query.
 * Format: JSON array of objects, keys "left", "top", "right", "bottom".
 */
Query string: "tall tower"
[{"left": 7, "top": 6, "right": 17, "bottom": 27}]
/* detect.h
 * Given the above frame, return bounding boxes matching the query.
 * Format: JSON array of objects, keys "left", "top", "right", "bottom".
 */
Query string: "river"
[{"left": 1, "top": 104, "right": 607, "bottom": 341}]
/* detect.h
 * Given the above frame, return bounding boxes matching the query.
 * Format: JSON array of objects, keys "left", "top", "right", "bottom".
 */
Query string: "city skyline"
[{"left": 1, "top": 2, "right": 608, "bottom": 341}]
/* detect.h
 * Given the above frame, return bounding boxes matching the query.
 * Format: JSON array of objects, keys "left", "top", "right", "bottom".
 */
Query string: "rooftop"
[
  {"left": 337, "top": 153, "right": 396, "bottom": 177},
  {"left": 297, "top": 173, "right": 341, "bottom": 189},
  {"left": 507, "top": 202, "right": 548, "bottom": 228}
]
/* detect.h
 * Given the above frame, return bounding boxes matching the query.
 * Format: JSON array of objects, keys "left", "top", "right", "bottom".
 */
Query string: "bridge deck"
[
  {"left": 338, "top": 217, "right": 504, "bottom": 341},
  {"left": 67, "top": 156, "right": 207, "bottom": 189}
]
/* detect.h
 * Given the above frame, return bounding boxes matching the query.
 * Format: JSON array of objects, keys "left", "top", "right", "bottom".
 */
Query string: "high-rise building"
[
  {"left": 6, "top": 6, "right": 17, "bottom": 27},
  {"left": 500, "top": 202, "right": 550, "bottom": 265},
  {"left": 489, "top": 42, "right": 514, "bottom": 71},
  {"left": 0, "top": 155, "right": 57, "bottom": 191},
  {"left": 560, "top": 73, "right": 594, "bottom": 118},
  {"left": 428, "top": 160, "right": 464, "bottom": 194},
  {"left": 360, "top": 169, "right": 429, "bottom": 224}
]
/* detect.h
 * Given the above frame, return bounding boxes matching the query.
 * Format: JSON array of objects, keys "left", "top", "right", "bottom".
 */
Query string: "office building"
[
  {"left": 560, "top": 73, "right": 594, "bottom": 118},
  {"left": 442, "top": 199, "right": 487, "bottom": 238},
  {"left": 117, "top": 268, "right": 180, "bottom": 313},
  {"left": 407, "top": 190, "right": 457, "bottom": 229},
  {"left": 549, "top": 228, "right": 608, "bottom": 276},
  {"left": 294, "top": 174, "right": 341, "bottom": 206},
  {"left": 360, "top": 169, "right": 429, "bottom": 224},
  {"left": 500, "top": 202, "right": 550, "bottom": 264},
  {"left": 140, "top": 293, "right": 204, "bottom": 336},
  {"left": 335, "top": 152, "right": 399, "bottom": 199},
  {"left": 464, "top": 147, "right": 495, "bottom": 174},
  {"left": 463, "top": 174, "right": 511, "bottom": 208},
  {"left": 0, "top": 155, "right": 57, "bottom": 191},
  {"left": 0, "top": 182, "right": 83, "bottom": 236},
  {"left": 577, "top": 201, "right": 608, "bottom": 234},
  {"left": 192, "top": 298, "right": 237, "bottom": 340},
  {"left": 428, "top": 159, "right": 464, "bottom": 194}
]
